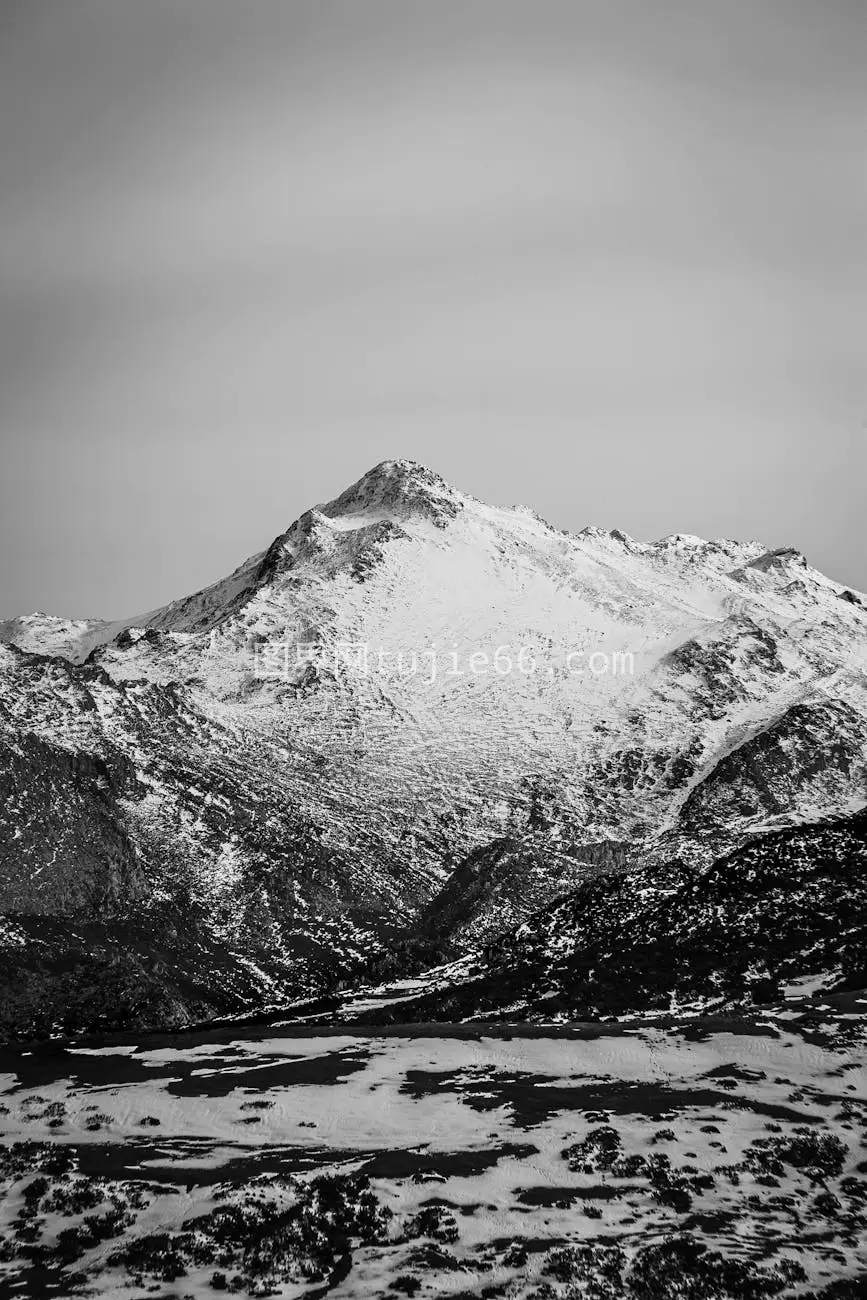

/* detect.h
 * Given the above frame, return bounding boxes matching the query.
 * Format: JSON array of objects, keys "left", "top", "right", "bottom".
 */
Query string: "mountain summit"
[{"left": 320, "top": 458, "right": 464, "bottom": 527}]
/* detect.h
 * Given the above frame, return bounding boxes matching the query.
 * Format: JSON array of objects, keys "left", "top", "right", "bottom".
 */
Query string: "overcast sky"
[{"left": 1, "top": 0, "right": 865, "bottom": 619}]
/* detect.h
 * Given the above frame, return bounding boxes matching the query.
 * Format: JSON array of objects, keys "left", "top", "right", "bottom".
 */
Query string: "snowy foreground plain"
[{"left": 1, "top": 1007, "right": 866, "bottom": 1299}]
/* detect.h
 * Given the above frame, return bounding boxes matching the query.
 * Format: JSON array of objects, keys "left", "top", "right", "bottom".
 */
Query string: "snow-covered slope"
[{"left": 1, "top": 459, "right": 865, "bottom": 1038}]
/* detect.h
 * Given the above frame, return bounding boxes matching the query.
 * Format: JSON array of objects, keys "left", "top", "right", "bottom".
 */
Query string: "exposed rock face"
[
  {"left": 678, "top": 700, "right": 865, "bottom": 832},
  {"left": 413, "top": 833, "right": 632, "bottom": 952},
  {"left": 321, "top": 458, "right": 464, "bottom": 528},
  {"left": 745, "top": 546, "right": 809, "bottom": 573},
  {"left": 0, "top": 461, "right": 865, "bottom": 1039},
  {"left": 0, "top": 729, "right": 142, "bottom": 916}
]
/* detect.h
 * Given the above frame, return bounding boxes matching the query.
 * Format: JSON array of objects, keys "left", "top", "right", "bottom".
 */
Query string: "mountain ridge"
[{"left": 7, "top": 458, "right": 860, "bottom": 658}]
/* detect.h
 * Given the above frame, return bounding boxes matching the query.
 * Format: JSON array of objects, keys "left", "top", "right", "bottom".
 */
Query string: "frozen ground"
[{"left": 1, "top": 1010, "right": 866, "bottom": 1298}]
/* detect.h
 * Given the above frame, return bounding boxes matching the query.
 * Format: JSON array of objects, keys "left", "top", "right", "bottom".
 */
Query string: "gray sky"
[{"left": 1, "top": 0, "right": 865, "bottom": 619}]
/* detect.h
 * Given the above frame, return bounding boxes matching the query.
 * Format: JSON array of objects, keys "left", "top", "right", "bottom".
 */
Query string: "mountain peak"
[
  {"left": 371, "top": 457, "right": 438, "bottom": 480},
  {"left": 319, "top": 459, "right": 463, "bottom": 528}
]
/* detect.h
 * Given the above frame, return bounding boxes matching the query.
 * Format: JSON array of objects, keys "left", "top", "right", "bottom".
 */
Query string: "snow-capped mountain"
[{"left": 1, "top": 459, "right": 865, "bottom": 1039}]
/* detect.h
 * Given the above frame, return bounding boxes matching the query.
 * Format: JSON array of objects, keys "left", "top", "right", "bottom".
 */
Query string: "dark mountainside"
[{"left": 338, "top": 809, "right": 867, "bottom": 1026}]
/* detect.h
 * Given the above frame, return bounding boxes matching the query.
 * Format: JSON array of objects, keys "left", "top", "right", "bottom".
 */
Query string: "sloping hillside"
[{"left": 348, "top": 809, "right": 867, "bottom": 1024}]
